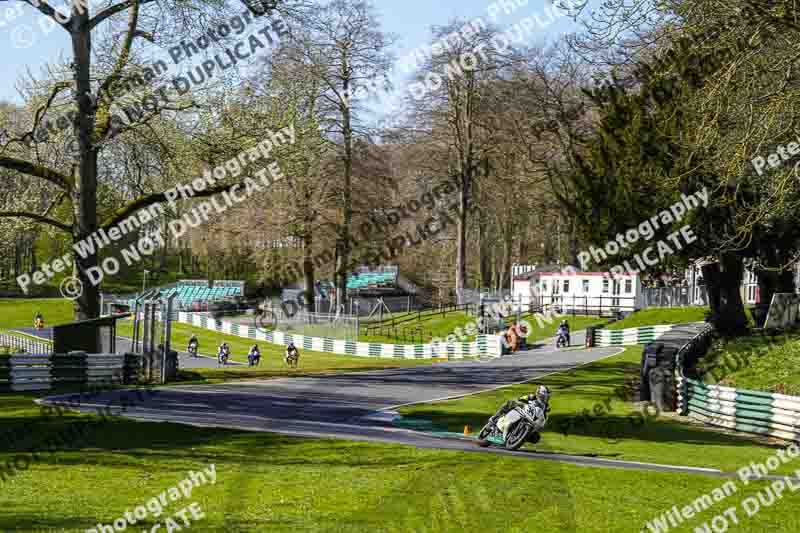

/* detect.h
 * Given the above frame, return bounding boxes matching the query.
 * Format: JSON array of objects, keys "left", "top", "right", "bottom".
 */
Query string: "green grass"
[
  {"left": 362, "top": 312, "right": 608, "bottom": 345},
  {"left": 520, "top": 315, "right": 608, "bottom": 342},
  {"left": 2, "top": 386, "right": 800, "bottom": 531},
  {"left": 400, "top": 345, "right": 797, "bottom": 474},
  {"left": 699, "top": 331, "right": 800, "bottom": 395},
  {"left": 0, "top": 298, "right": 75, "bottom": 328},
  {"left": 606, "top": 306, "right": 709, "bottom": 330},
  {"left": 359, "top": 311, "right": 478, "bottom": 344},
  {"left": 116, "top": 320, "right": 445, "bottom": 380}
]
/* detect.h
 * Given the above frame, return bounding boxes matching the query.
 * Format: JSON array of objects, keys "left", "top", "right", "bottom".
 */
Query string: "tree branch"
[
  {"left": 88, "top": 0, "right": 156, "bottom": 30},
  {"left": 100, "top": 180, "right": 250, "bottom": 231},
  {"left": 98, "top": 0, "right": 140, "bottom": 97},
  {"left": 0, "top": 211, "right": 72, "bottom": 232},
  {"left": 0, "top": 156, "right": 72, "bottom": 189},
  {"left": 20, "top": 0, "right": 70, "bottom": 30}
]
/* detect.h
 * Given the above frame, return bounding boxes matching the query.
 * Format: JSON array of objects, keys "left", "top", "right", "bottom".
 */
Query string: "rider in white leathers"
[{"left": 493, "top": 385, "right": 551, "bottom": 440}]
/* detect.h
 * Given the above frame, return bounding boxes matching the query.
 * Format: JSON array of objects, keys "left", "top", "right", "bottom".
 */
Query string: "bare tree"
[
  {"left": 284, "top": 0, "right": 395, "bottom": 313},
  {"left": 0, "top": 0, "right": 292, "bottom": 320}
]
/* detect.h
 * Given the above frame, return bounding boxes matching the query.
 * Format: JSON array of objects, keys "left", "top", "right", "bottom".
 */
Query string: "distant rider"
[
  {"left": 248, "top": 344, "right": 261, "bottom": 367},
  {"left": 285, "top": 341, "right": 299, "bottom": 367},
  {"left": 187, "top": 334, "right": 199, "bottom": 356},
  {"left": 34, "top": 312, "right": 44, "bottom": 329},
  {"left": 556, "top": 320, "right": 570, "bottom": 346},
  {"left": 217, "top": 342, "right": 230, "bottom": 365}
]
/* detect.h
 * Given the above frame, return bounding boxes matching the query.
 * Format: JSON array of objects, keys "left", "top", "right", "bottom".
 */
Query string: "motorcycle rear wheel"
[{"left": 505, "top": 422, "right": 532, "bottom": 451}]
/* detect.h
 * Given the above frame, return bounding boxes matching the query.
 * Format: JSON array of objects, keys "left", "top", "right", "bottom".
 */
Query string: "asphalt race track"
[
  {"left": 41, "top": 336, "right": 763, "bottom": 478},
  {"left": 12, "top": 327, "right": 243, "bottom": 369}
]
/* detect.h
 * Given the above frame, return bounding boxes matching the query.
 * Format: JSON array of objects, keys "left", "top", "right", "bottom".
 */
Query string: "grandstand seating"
[
  {"left": 346, "top": 270, "right": 398, "bottom": 290},
  {"left": 160, "top": 284, "right": 242, "bottom": 305}
]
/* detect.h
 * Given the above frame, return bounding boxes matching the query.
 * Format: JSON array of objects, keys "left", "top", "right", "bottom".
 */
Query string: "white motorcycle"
[{"left": 477, "top": 395, "right": 549, "bottom": 451}]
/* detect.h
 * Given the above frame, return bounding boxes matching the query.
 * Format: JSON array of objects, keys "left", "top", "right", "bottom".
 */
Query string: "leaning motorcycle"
[
  {"left": 555, "top": 332, "right": 569, "bottom": 348},
  {"left": 188, "top": 343, "right": 198, "bottom": 357},
  {"left": 477, "top": 400, "right": 547, "bottom": 451}
]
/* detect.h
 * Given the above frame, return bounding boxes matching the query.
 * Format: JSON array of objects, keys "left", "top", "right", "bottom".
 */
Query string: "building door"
[{"left": 612, "top": 279, "right": 621, "bottom": 307}]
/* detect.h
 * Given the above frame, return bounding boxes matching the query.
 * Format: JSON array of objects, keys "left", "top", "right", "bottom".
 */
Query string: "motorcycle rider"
[
  {"left": 34, "top": 312, "right": 44, "bottom": 329},
  {"left": 285, "top": 341, "right": 299, "bottom": 367},
  {"left": 217, "top": 342, "right": 230, "bottom": 365},
  {"left": 187, "top": 334, "right": 199, "bottom": 356},
  {"left": 248, "top": 344, "right": 261, "bottom": 366},
  {"left": 491, "top": 385, "right": 551, "bottom": 440},
  {"left": 556, "top": 320, "right": 570, "bottom": 347}
]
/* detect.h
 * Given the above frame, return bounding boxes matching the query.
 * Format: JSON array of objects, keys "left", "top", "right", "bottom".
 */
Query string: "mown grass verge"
[
  {"left": 699, "top": 331, "right": 800, "bottom": 395},
  {"left": 2, "top": 389, "right": 800, "bottom": 532},
  {"left": 400, "top": 346, "right": 797, "bottom": 474}
]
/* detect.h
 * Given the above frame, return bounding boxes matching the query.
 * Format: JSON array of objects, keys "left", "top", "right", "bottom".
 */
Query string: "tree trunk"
[
  {"left": 29, "top": 238, "right": 37, "bottom": 274},
  {"left": 160, "top": 217, "right": 168, "bottom": 270},
  {"left": 71, "top": 22, "right": 100, "bottom": 321},
  {"left": 302, "top": 230, "right": 315, "bottom": 314},
  {"left": 455, "top": 175, "right": 468, "bottom": 303},
  {"left": 478, "top": 215, "right": 491, "bottom": 288},
  {"left": 503, "top": 227, "right": 513, "bottom": 292},
  {"left": 335, "top": 60, "right": 353, "bottom": 315},
  {"left": 702, "top": 254, "right": 748, "bottom": 336}
]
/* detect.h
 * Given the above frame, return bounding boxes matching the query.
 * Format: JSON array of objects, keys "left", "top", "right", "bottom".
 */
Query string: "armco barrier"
[
  {"left": 671, "top": 324, "right": 800, "bottom": 442},
  {"left": 0, "top": 354, "right": 52, "bottom": 392},
  {"left": 0, "top": 352, "right": 141, "bottom": 392},
  {"left": 177, "top": 312, "right": 504, "bottom": 359}
]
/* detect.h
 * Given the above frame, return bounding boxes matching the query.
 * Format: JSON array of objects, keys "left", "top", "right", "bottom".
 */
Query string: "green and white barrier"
[
  {"left": 678, "top": 377, "right": 800, "bottom": 442},
  {"left": 669, "top": 324, "right": 800, "bottom": 443},
  {"left": 177, "top": 312, "right": 504, "bottom": 360},
  {"left": 593, "top": 325, "right": 677, "bottom": 346}
]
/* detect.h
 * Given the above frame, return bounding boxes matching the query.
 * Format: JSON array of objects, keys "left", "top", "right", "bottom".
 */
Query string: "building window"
[
  {"left": 541, "top": 281, "right": 548, "bottom": 293},
  {"left": 553, "top": 280, "right": 560, "bottom": 294},
  {"left": 625, "top": 279, "right": 633, "bottom": 293},
  {"left": 582, "top": 280, "right": 589, "bottom": 293},
  {"left": 603, "top": 279, "right": 609, "bottom": 293},
  {"left": 563, "top": 280, "right": 570, "bottom": 293}
]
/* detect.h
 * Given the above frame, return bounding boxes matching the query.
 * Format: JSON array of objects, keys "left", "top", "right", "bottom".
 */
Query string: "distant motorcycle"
[
  {"left": 218, "top": 349, "right": 229, "bottom": 365},
  {"left": 285, "top": 349, "right": 299, "bottom": 368},
  {"left": 556, "top": 332, "right": 569, "bottom": 348},
  {"left": 478, "top": 396, "right": 549, "bottom": 451},
  {"left": 187, "top": 343, "right": 198, "bottom": 358}
]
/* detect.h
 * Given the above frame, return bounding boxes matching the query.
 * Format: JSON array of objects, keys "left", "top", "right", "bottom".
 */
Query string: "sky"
[{"left": 0, "top": 0, "right": 592, "bottom": 114}]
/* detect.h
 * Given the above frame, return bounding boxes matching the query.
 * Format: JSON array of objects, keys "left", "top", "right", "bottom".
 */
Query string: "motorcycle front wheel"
[{"left": 505, "top": 422, "right": 532, "bottom": 451}]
